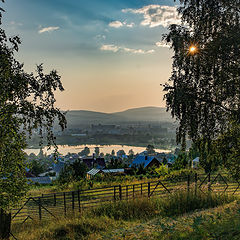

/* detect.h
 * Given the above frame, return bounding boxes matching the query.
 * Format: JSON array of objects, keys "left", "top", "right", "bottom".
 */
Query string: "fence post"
[
  {"left": 148, "top": 182, "right": 151, "bottom": 197},
  {"left": 63, "top": 193, "right": 66, "bottom": 216},
  {"left": 195, "top": 173, "right": 198, "bottom": 195},
  {"left": 119, "top": 185, "right": 122, "bottom": 200},
  {"left": 133, "top": 185, "right": 135, "bottom": 199},
  {"left": 126, "top": 185, "right": 128, "bottom": 200},
  {"left": 208, "top": 173, "right": 211, "bottom": 192},
  {"left": 72, "top": 192, "right": 75, "bottom": 213},
  {"left": 114, "top": 186, "right": 116, "bottom": 201},
  {"left": 187, "top": 174, "right": 190, "bottom": 193},
  {"left": 77, "top": 190, "right": 81, "bottom": 213},
  {"left": 141, "top": 183, "right": 143, "bottom": 196},
  {"left": 0, "top": 209, "right": 11, "bottom": 240},
  {"left": 38, "top": 197, "right": 42, "bottom": 221},
  {"left": 54, "top": 194, "right": 56, "bottom": 206}
]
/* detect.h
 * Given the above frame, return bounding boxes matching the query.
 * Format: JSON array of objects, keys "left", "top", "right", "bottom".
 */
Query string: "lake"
[{"left": 25, "top": 144, "right": 171, "bottom": 156}]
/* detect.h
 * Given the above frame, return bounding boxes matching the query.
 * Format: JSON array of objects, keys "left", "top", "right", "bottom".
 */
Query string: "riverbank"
[{"left": 25, "top": 144, "right": 172, "bottom": 156}]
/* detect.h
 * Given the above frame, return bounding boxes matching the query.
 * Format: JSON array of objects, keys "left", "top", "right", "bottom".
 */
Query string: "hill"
[
  {"left": 113, "top": 106, "right": 172, "bottom": 122},
  {"left": 64, "top": 107, "right": 173, "bottom": 127}
]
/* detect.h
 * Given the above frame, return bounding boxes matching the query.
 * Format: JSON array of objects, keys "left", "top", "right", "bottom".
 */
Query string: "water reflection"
[{"left": 25, "top": 144, "right": 170, "bottom": 156}]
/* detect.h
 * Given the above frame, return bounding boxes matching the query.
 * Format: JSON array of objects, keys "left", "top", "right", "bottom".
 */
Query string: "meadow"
[{"left": 11, "top": 189, "right": 238, "bottom": 240}]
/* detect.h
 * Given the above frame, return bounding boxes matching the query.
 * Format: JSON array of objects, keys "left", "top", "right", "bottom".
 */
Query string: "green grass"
[
  {"left": 12, "top": 215, "right": 121, "bottom": 240},
  {"left": 12, "top": 190, "right": 237, "bottom": 240},
  {"left": 91, "top": 189, "right": 235, "bottom": 220},
  {"left": 99, "top": 200, "right": 240, "bottom": 240}
]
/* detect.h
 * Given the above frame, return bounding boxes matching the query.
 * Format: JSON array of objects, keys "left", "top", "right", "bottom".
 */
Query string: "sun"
[{"left": 188, "top": 45, "right": 198, "bottom": 55}]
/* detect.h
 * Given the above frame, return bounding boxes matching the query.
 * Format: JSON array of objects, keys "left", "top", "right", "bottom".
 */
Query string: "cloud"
[
  {"left": 100, "top": 44, "right": 154, "bottom": 54},
  {"left": 122, "top": 47, "right": 154, "bottom": 54},
  {"left": 156, "top": 41, "right": 170, "bottom": 48},
  {"left": 125, "top": 22, "right": 134, "bottom": 28},
  {"left": 100, "top": 44, "right": 120, "bottom": 52},
  {"left": 122, "top": 5, "right": 181, "bottom": 28},
  {"left": 109, "top": 20, "right": 135, "bottom": 28},
  {"left": 109, "top": 21, "right": 123, "bottom": 28},
  {"left": 38, "top": 26, "right": 60, "bottom": 34}
]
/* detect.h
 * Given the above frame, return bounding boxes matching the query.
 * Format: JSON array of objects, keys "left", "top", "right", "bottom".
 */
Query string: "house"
[
  {"left": 192, "top": 157, "right": 200, "bottom": 169},
  {"left": 27, "top": 176, "right": 56, "bottom": 185},
  {"left": 102, "top": 169, "right": 125, "bottom": 175},
  {"left": 129, "top": 156, "right": 161, "bottom": 169},
  {"left": 138, "top": 150, "right": 148, "bottom": 156},
  {"left": 156, "top": 153, "right": 177, "bottom": 166},
  {"left": 86, "top": 168, "right": 125, "bottom": 179},
  {"left": 83, "top": 157, "right": 106, "bottom": 169},
  {"left": 38, "top": 170, "right": 56, "bottom": 177},
  {"left": 53, "top": 161, "right": 66, "bottom": 176}
]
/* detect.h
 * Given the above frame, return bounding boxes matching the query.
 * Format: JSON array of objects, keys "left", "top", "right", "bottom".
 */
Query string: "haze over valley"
[{"left": 28, "top": 106, "right": 177, "bottom": 150}]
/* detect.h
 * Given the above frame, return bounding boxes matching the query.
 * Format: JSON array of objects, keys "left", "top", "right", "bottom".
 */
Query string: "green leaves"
[
  {"left": 0, "top": 1, "right": 66, "bottom": 210},
  {"left": 163, "top": 0, "right": 240, "bottom": 172}
]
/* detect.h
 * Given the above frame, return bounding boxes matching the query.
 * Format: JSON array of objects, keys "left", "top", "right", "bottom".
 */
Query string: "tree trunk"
[{"left": 0, "top": 209, "right": 11, "bottom": 240}]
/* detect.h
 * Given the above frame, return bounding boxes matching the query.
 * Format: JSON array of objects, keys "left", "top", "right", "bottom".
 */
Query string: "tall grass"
[
  {"left": 12, "top": 216, "right": 117, "bottom": 240},
  {"left": 161, "top": 189, "right": 235, "bottom": 217},
  {"left": 12, "top": 190, "right": 236, "bottom": 240},
  {"left": 92, "top": 189, "right": 235, "bottom": 220}
]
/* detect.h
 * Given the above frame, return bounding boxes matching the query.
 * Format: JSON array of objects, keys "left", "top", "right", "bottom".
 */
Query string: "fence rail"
[{"left": 11, "top": 173, "right": 240, "bottom": 223}]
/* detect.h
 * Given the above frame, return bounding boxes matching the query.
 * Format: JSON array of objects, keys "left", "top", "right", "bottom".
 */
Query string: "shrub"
[{"left": 162, "top": 169, "right": 194, "bottom": 181}]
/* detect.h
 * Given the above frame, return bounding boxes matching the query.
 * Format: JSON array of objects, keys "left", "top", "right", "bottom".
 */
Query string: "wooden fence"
[{"left": 11, "top": 172, "right": 240, "bottom": 223}]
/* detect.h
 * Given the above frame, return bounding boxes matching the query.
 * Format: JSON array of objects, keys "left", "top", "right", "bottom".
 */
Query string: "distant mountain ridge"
[{"left": 64, "top": 107, "right": 174, "bottom": 127}]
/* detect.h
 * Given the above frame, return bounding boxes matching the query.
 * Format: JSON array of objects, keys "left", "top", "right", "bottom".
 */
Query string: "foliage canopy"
[
  {"left": 163, "top": 0, "right": 240, "bottom": 174},
  {"left": 0, "top": 1, "right": 66, "bottom": 210},
  {"left": 164, "top": 0, "right": 240, "bottom": 145}
]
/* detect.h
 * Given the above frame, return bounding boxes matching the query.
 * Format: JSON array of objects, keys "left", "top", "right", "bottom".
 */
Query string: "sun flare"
[{"left": 189, "top": 45, "right": 198, "bottom": 55}]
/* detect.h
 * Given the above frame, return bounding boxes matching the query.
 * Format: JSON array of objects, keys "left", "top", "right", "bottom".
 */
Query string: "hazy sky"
[{"left": 2, "top": 0, "right": 180, "bottom": 113}]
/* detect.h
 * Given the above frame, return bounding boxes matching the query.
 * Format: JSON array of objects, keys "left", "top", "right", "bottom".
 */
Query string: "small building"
[
  {"left": 129, "top": 156, "right": 161, "bottom": 169},
  {"left": 86, "top": 168, "right": 102, "bottom": 179},
  {"left": 192, "top": 157, "right": 200, "bottom": 169},
  {"left": 86, "top": 168, "right": 125, "bottom": 179}
]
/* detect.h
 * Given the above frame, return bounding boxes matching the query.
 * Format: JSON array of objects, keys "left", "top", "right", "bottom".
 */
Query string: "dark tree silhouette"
[
  {"left": 163, "top": 0, "right": 240, "bottom": 172},
  {"left": 0, "top": 1, "right": 66, "bottom": 237}
]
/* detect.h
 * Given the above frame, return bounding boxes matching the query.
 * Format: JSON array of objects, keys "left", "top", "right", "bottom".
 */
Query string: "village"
[{"left": 25, "top": 146, "right": 199, "bottom": 185}]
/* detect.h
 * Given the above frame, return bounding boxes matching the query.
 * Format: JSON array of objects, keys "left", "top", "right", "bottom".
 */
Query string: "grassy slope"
[
  {"left": 13, "top": 201, "right": 240, "bottom": 240},
  {"left": 12, "top": 192, "right": 239, "bottom": 240},
  {"left": 98, "top": 201, "right": 240, "bottom": 240}
]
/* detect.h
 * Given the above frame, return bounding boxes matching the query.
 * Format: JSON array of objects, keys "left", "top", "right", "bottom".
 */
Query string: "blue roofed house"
[
  {"left": 38, "top": 161, "right": 66, "bottom": 178},
  {"left": 53, "top": 161, "right": 66, "bottom": 177},
  {"left": 129, "top": 156, "right": 161, "bottom": 169}
]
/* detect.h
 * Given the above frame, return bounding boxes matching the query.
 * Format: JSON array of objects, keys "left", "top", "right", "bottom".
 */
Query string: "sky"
[{"left": 2, "top": 0, "right": 181, "bottom": 113}]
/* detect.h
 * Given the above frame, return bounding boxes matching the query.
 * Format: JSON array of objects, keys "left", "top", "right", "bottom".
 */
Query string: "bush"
[
  {"left": 162, "top": 169, "right": 194, "bottom": 181},
  {"left": 155, "top": 165, "right": 169, "bottom": 176}
]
